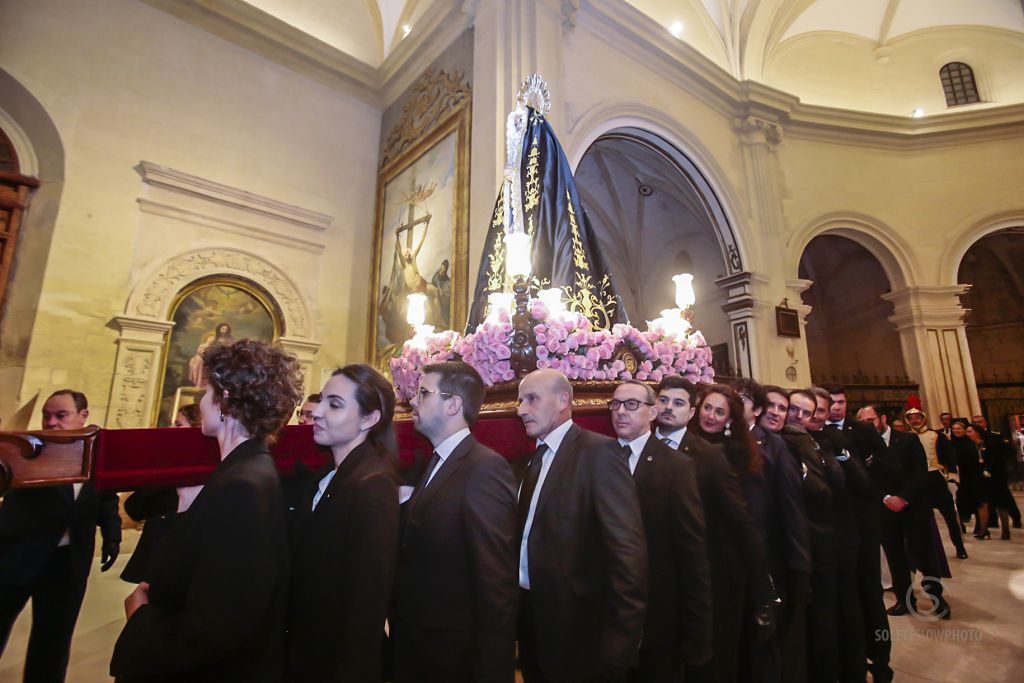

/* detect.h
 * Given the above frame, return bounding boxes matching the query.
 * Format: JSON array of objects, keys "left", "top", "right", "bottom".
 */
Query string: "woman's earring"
[
  {"left": 219, "top": 411, "right": 224, "bottom": 422},
  {"left": 724, "top": 422, "right": 732, "bottom": 436}
]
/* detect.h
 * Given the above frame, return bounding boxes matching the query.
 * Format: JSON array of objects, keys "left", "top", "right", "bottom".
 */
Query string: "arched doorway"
[
  {"left": 958, "top": 227, "right": 1024, "bottom": 433},
  {"left": 574, "top": 129, "right": 743, "bottom": 377},
  {"left": 799, "top": 234, "right": 913, "bottom": 411}
]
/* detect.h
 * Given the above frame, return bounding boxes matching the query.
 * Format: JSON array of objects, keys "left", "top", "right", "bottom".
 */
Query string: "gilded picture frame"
[
  {"left": 154, "top": 276, "right": 281, "bottom": 426},
  {"left": 369, "top": 104, "right": 470, "bottom": 374}
]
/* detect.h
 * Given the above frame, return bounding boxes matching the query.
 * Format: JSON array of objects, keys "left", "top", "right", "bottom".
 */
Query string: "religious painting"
[
  {"left": 154, "top": 278, "right": 280, "bottom": 426},
  {"left": 369, "top": 105, "right": 469, "bottom": 374}
]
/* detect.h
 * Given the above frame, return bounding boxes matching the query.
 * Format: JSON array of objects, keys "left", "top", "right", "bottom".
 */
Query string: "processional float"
[{"left": 0, "top": 76, "right": 713, "bottom": 494}]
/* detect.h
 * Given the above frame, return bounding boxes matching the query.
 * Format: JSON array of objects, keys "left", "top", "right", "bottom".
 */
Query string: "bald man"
[{"left": 515, "top": 369, "right": 647, "bottom": 682}]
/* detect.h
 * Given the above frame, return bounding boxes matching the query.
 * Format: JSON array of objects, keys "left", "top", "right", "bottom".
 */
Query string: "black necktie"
[
  {"left": 621, "top": 443, "right": 633, "bottom": 459},
  {"left": 409, "top": 451, "right": 440, "bottom": 511},
  {"left": 518, "top": 444, "right": 547, "bottom": 524}
]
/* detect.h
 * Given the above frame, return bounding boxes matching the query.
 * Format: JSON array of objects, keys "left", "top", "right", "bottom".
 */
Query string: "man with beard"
[
  {"left": 611, "top": 380, "right": 710, "bottom": 682},
  {"left": 820, "top": 384, "right": 893, "bottom": 683},
  {"left": 732, "top": 378, "right": 810, "bottom": 683},
  {"left": 806, "top": 387, "right": 873, "bottom": 683},
  {"left": 654, "top": 375, "right": 770, "bottom": 683},
  {"left": 855, "top": 405, "right": 949, "bottom": 619},
  {"left": 775, "top": 390, "right": 835, "bottom": 683}
]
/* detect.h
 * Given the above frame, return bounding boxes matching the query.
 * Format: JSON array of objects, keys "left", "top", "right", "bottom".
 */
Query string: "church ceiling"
[{"left": 156, "top": 0, "right": 1024, "bottom": 117}]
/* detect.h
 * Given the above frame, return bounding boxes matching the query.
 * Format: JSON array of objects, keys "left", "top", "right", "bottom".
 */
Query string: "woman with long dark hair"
[
  {"left": 111, "top": 339, "right": 303, "bottom": 681},
  {"left": 966, "top": 423, "right": 1015, "bottom": 540},
  {"left": 689, "top": 383, "right": 773, "bottom": 683},
  {"left": 287, "top": 364, "right": 400, "bottom": 682}
]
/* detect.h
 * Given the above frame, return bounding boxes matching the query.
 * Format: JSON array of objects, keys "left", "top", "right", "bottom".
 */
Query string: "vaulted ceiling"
[{"left": 178, "top": 1, "right": 1024, "bottom": 116}]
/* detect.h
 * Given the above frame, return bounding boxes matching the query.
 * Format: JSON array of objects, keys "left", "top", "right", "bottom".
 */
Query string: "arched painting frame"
[{"left": 154, "top": 275, "right": 281, "bottom": 426}]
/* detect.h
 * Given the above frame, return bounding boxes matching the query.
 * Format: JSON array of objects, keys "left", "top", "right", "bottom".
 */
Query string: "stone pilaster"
[
  {"left": 106, "top": 316, "right": 174, "bottom": 428},
  {"left": 883, "top": 285, "right": 981, "bottom": 419}
]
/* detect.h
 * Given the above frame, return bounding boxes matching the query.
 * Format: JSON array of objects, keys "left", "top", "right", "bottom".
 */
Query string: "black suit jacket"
[
  {"left": 0, "top": 481, "right": 121, "bottom": 587},
  {"left": 520, "top": 423, "right": 647, "bottom": 681},
  {"left": 876, "top": 430, "right": 929, "bottom": 514},
  {"left": 288, "top": 440, "right": 399, "bottom": 682},
  {"left": 752, "top": 424, "right": 812, "bottom": 582},
  {"left": 632, "top": 434, "right": 710, "bottom": 662},
  {"left": 677, "top": 430, "right": 771, "bottom": 605},
  {"left": 394, "top": 433, "right": 519, "bottom": 682},
  {"left": 110, "top": 438, "right": 290, "bottom": 683}
]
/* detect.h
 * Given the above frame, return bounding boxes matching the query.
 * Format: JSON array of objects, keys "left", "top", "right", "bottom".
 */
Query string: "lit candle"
[
  {"left": 486, "top": 292, "right": 513, "bottom": 323},
  {"left": 406, "top": 293, "right": 427, "bottom": 326},
  {"left": 538, "top": 287, "right": 565, "bottom": 318},
  {"left": 504, "top": 232, "right": 532, "bottom": 278},
  {"left": 673, "top": 273, "right": 695, "bottom": 309}
]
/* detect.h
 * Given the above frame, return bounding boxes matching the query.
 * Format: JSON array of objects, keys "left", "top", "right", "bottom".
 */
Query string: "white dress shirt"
[
  {"left": 655, "top": 425, "right": 687, "bottom": 450},
  {"left": 519, "top": 418, "right": 574, "bottom": 589},
  {"left": 618, "top": 431, "right": 652, "bottom": 475},
  {"left": 425, "top": 427, "right": 471, "bottom": 486},
  {"left": 57, "top": 483, "right": 83, "bottom": 547}
]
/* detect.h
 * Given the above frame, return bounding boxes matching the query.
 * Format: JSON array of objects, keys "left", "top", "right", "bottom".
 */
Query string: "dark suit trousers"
[
  {"left": 0, "top": 547, "right": 87, "bottom": 683},
  {"left": 779, "top": 596, "right": 807, "bottom": 683},
  {"left": 805, "top": 542, "right": 837, "bottom": 683},
  {"left": 392, "top": 616, "right": 472, "bottom": 683},
  {"left": 927, "top": 470, "right": 965, "bottom": 551},
  {"left": 880, "top": 510, "right": 944, "bottom": 603}
]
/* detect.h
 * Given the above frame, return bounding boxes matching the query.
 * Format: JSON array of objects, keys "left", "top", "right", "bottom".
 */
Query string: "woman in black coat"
[
  {"left": 287, "top": 364, "right": 400, "bottom": 682},
  {"left": 949, "top": 420, "right": 981, "bottom": 531},
  {"left": 110, "top": 340, "right": 303, "bottom": 682},
  {"left": 967, "top": 424, "right": 1015, "bottom": 540},
  {"left": 690, "top": 383, "right": 774, "bottom": 683}
]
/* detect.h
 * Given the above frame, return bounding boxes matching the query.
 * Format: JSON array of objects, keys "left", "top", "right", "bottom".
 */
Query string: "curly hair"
[{"left": 202, "top": 339, "right": 304, "bottom": 442}]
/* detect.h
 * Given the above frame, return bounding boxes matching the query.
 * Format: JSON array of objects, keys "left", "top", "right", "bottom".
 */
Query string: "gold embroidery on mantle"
[
  {"left": 562, "top": 189, "right": 618, "bottom": 330},
  {"left": 381, "top": 68, "right": 472, "bottom": 170}
]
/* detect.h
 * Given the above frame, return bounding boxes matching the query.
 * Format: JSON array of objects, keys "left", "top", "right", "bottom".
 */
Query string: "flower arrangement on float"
[{"left": 389, "top": 289, "right": 715, "bottom": 403}]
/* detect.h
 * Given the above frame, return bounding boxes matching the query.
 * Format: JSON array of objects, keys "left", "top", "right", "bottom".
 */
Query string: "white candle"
[
  {"left": 504, "top": 232, "right": 532, "bottom": 278},
  {"left": 406, "top": 293, "right": 427, "bottom": 326}
]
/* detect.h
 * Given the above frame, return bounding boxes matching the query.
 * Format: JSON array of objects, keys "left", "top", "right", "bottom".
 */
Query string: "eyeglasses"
[
  {"left": 416, "top": 387, "right": 453, "bottom": 400},
  {"left": 608, "top": 399, "right": 654, "bottom": 412}
]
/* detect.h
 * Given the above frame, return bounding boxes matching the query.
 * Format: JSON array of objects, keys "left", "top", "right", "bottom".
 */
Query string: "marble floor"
[{"left": 1, "top": 499, "right": 1022, "bottom": 682}]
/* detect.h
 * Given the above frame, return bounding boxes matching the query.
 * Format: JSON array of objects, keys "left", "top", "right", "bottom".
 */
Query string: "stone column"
[
  {"left": 279, "top": 336, "right": 321, "bottom": 401},
  {"left": 733, "top": 115, "right": 785, "bottom": 238},
  {"left": 883, "top": 285, "right": 981, "bottom": 419},
  {"left": 106, "top": 316, "right": 174, "bottom": 428}
]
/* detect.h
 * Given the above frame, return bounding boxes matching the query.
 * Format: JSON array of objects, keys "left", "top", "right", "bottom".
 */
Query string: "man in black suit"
[
  {"left": 394, "top": 361, "right": 519, "bottom": 682},
  {"left": 821, "top": 384, "right": 892, "bottom": 683},
  {"left": 857, "top": 405, "right": 950, "bottom": 619},
  {"left": 734, "top": 378, "right": 811, "bottom": 683},
  {"left": 610, "top": 380, "right": 710, "bottom": 682},
  {"left": 654, "top": 375, "right": 772, "bottom": 683},
  {"left": 972, "top": 413, "right": 1022, "bottom": 528},
  {"left": 0, "top": 389, "right": 121, "bottom": 683},
  {"left": 938, "top": 412, "right": 954, "bottom": 440},
  {"left": 904, "top": 407, "right": 968, "bottom": 557},
  {"left": 516, "top": 368, "right": 647, "bottom": 683}
]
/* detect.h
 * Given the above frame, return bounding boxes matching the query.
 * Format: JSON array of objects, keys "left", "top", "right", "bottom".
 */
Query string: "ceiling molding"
[
  {"left": 140, "top": 0, "right": 469, "bottom": 109},
  {"left": 580, "top": 0, "right": 1024, "bottom": 149}
]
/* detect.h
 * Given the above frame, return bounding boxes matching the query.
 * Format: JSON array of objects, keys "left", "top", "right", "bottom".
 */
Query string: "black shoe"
[
  {"left": 975, "top": 530, "right": 991, "bottom": 540},
  {"left": 935, "top": 597, "right": 952, "bottom": 620},
  {"left": 886, "top": 602, "right": 910, "bottom": 616},
  {"left": 956, "top": 548, "right": 968, "bottom": 559}
]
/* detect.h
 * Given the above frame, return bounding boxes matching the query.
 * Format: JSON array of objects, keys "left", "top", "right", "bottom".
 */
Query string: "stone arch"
[
  {"left": 566, "top": 102, "right": 748, "bottom": 271},
  {"left": 569, "top": 108, "right": 756, "bottom": 377},
  {"left": 126, "top": 247, "right": 311, "bottom": 338},
  {"left": 941, "top": 208, "right": 1024, "bottom": 286},
  {"left": 0, "top": 69, "right": 67, "bottom": 422},
  {"left": 109, "top": 248, "right": 318, "bottom": 427},
  {"left": 789, "top": 211, "right": 917, "bottom": 288}
]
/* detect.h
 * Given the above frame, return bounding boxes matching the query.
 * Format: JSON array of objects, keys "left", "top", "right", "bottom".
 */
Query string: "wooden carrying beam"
[
  {"left": 0, "top": 398, "right": 616, "bottom": 493},
  {"left": 0, "top": 427, "right": 100, "bottom": 495}
]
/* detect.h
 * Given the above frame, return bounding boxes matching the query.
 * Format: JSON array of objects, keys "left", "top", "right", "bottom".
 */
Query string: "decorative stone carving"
[
  {"left": 380, "top": 67, "right": 472, "bottom": 169},
  {"left": 127, "top": 248, "right": 311, "bottom": 338}
]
